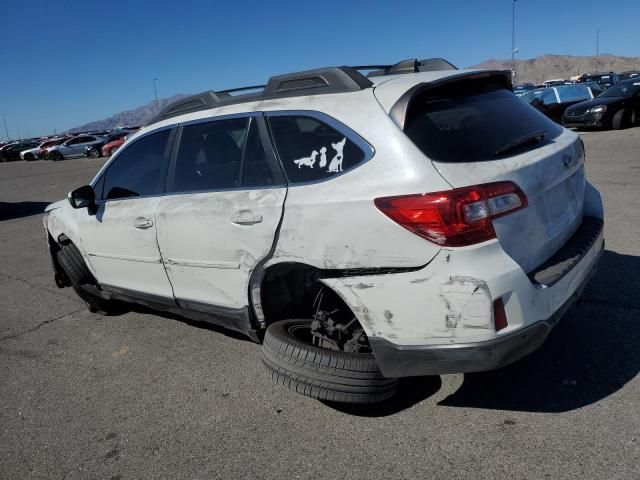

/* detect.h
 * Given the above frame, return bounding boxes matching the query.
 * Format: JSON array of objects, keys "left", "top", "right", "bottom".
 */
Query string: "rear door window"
[
  {"left": 241, "top": 118, "right": 285, "bottom": 188},
  {"left": 403, "top": 78, "right": 563, "bottom": 162},
  {"left": 169, "top": 118, "right": 246, "bottom": 192},
  {"left": 268, "top": 115, "right": 366, "bottom": 184},
  {"left": 168, "top": 116, "right": 284, "bottom": 193}
]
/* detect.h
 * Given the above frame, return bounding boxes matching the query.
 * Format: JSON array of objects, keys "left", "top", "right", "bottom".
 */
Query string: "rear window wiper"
[{"left": 494, "top": 130, "right": 547, "bottom": 158}]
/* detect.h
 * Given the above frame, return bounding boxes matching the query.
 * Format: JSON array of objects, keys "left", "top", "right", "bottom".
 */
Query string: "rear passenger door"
[{"left": 155, "top": 114, "right": 286, "bottom": 312}]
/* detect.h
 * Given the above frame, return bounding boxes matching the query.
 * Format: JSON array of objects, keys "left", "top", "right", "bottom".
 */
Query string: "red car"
[
  {"left": 39, "top": 137, "right": 70, "bottom": 160},
  {"left": 101, "top": 129, "right": 139, "bottom": 157}
]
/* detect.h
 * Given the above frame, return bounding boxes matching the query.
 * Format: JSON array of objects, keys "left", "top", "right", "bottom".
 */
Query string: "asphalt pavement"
[{"left": 1, "top": 130, "right": 638, "bottom": 479}]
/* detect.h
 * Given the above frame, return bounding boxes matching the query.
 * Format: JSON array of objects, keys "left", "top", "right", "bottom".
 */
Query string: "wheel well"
[
  {"left": 260, "top": 262, "right": 354, "bottom": 327},
  {"left": 47, "top": 232, "right": 71, "bottom": 287}
]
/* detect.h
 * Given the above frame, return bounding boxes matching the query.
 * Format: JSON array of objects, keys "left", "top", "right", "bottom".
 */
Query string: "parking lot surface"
[{"left": 1, "top": 130, "right": 638, "bottom": 479}]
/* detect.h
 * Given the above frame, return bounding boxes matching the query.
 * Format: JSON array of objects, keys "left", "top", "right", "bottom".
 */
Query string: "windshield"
[
  {"left": 600, "top": 83, "right": 640, "bottom": 98},
  {"left": 404, "top": 79, "right": 562, "bottom": 163}
]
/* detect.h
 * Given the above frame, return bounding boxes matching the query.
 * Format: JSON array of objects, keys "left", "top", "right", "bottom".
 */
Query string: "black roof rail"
[
  {"left": 148, "top": 58, "right": 458, "bottom": 125},
  {"left": 363, "top": 58, "right": 458, "bottom": 78},
  {"left": 148, "top": 66, "right": 373, "bottom": 125}
]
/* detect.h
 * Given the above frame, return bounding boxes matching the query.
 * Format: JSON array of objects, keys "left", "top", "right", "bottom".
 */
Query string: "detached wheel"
[
  {"left": 56, "top": 243, "right": 123, "bottom": 315},
  {"left": 262, "top": 319, "right": 398, "bottom": 404}
]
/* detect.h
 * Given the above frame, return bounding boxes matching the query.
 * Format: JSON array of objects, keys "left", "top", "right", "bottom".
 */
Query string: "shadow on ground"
[
  {"left": 327, "top": 250, "right": 640, "bottom": 416},
  {"left": 0, "top": 201, "right": 50, "bottom": 221}
]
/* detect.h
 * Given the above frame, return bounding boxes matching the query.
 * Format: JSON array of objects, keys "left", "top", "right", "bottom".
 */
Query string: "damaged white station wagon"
[{"left": 44, "top": 58, "right": 604, "bottom": 404}]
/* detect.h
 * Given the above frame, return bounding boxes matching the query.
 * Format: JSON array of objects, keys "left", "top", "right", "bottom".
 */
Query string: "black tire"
[
  {"left": 56, "top": 243, "right": 121, "bottom": 315},
  {"left": 611, "top": 109, "right": 628, "bottom": 130},
  {"left": 88, "top": 148, "right": 100, "bottom": 158},
  {"left": 24, "top": 153, "right": 35, "bottom": 161},
  {"left": 50, "top": 151, "right": 63, "bottom": 161},
  {"left": 262, "top": 319, "right": 398, "bottom": 404}
]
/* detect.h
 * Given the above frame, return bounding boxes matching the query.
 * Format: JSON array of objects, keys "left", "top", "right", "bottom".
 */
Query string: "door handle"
[
  {"left": 134, "top": 217, "right": 154, "bottom": 229},
  {"left": 231, "top": 212, "right": 263, "bottom": 226}
]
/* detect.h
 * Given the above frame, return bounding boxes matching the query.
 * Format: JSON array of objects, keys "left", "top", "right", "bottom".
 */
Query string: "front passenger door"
[{"left": 77, "top": 128, "right": 176, "bottom": 299}]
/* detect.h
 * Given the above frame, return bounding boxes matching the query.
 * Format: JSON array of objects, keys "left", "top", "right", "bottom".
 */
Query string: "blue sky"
[{"left": 1, "top": 0, "right": 639, "bottom": 138}]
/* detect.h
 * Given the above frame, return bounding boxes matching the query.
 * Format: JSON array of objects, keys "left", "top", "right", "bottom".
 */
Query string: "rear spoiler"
[{"left": 389, "top": 70, "right": 513, "bottom": 130}]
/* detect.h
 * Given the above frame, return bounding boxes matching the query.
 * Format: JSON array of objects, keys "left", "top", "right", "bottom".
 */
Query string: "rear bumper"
[{"left": 369, "top": 247, "right": 600, "bottom": 377}]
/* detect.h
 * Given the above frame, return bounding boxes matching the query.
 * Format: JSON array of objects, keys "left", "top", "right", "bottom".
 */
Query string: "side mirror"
[{"left": 68, "top": 185, "right": 96, "bottom": 212}]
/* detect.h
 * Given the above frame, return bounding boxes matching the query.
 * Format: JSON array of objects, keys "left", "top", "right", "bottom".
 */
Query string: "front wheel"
[
  {"left": 50, "top": 151, "right": 63, "bottom": 161},
  {"left": 262, "top": 319, "right": 398, "bottom": 404},
  {"left": 611, "top": 109, "right": 629, "bottom": 130},
  {"left": 56, "top": 242, "right": 124, "bottom": 315},
  {"left": 88, "top": 148, "right": 100, "bottom": 158},
  {"left": 24, "top": 153, "right": 35, "bottom": 161}
]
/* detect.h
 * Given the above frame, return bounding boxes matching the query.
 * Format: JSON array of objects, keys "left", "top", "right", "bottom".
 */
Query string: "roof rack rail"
[
  {"left": 148, "top": 66, "right": 372, "bottom": 125},
  {"left": 148, "top": 57, "right": 457, "bottom": 125},
  {"left": 361, "top": 58, "right": 458, "bottom": 78}
]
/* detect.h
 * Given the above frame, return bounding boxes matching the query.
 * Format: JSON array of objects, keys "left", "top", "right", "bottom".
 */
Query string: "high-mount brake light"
[{"left": 374, "top": 181, "right": 527, "bottom": 247}]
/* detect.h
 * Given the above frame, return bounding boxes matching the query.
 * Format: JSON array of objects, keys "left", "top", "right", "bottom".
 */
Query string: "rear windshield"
[
  {"left": 404, "top": 79, "right": 562, "bottom": 162},
  {"left": 556, "top": 85, "right": 592, "bottom": 102}
]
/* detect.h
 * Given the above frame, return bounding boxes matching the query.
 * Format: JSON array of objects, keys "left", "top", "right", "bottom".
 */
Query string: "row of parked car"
[
  {"left": 0, "top": 127, "right": 140, "bottom": 162},
  {"left": 514, "top": 70, "right": 640, "bottom": 96},
  {"left": 515, "top": 72, "right": 640, "bottom": 130}
]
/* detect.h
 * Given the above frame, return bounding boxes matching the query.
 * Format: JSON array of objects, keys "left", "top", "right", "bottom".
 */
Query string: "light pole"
[
  {"left": 2, "top": 114, "right": 9, "bottom": 141},
  {"left": 595, "top": 28, "right": 600, "bottom": 73},
  {"left": 511, "top": 0, "right": 518, "bottom": 78},
  {"left": 153, "top": 78, "right": 159, "bottom": 113}
]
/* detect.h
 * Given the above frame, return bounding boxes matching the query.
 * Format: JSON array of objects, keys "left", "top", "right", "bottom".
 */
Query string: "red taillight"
[{"left": 374, "top": 181, "right": 527, "bottom": 247}]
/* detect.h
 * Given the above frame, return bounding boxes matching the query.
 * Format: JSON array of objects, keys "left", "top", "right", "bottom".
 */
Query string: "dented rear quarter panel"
[
  {"left": 321, "top": 225, "right": 603, "bottom": 347},
  {"left": 264, "top": 90, "right": 451, "bottom": 270}
]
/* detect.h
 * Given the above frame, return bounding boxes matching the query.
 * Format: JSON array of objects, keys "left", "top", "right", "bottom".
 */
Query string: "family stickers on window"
[{"left": 293, "top": 137, "right": 346, "bottom": 173}]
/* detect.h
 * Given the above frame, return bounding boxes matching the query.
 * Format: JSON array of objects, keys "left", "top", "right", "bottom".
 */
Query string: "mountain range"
[
  {"left": 469, "top": 54, "right": 640, "bottom": 85},
  {"left": 68, "top": 94, "right": 188, "bottom": 133},
  {"left": 68, "top": 54, "right": 640, "bottom": 132}
]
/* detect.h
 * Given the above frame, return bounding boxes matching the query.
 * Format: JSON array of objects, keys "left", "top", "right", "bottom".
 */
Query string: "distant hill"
[
  {"left": 68, "top": 94, "right": 188, "bottom": 133},
  {"left": 469, "top": 54, "right": 640, "bottom": 85}
]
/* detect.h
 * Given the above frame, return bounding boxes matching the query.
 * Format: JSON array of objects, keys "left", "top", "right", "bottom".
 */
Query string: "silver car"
[{"left": 46, "top": 135, "right": 105, "bottom": 161}]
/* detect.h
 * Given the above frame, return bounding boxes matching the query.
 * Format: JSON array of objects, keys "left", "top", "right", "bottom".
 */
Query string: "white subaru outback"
[{"left": 43, "top": 58, "right": 604, "bottom": 404}]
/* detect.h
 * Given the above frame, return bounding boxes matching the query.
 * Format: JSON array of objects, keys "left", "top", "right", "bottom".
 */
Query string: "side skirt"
[{"left": 80, "top": 284, "right": 261, "bottom": 343}]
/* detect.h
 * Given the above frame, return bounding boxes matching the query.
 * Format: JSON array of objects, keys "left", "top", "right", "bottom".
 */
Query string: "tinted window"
[
  {"left": 557, "top": 85, "right": 592, "bottom": 103},
  {"left": 600, "top": 82, "right": 640, "bottom": 98},
  {"left": 269, "top": 115, "right": 365, "bottom": 183},
  {"left": 242, "top": 119, "right": 284, "bottom": 188},
  {"left": 404, "top": 79, "right": 562, "bottom": 163},
  {"left": 102, "top": 129, "right": 171, "bottom": 200},
  {"left": 171, "top": 118, "right": 246, "bottom": 192}
]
